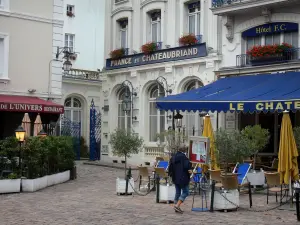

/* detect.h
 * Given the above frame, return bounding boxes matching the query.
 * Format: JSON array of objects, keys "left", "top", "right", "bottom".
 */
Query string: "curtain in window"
[
  {"left": 149, "top": 102, "right": 158, "bottom": 141},
  {"left": 189, "top": 15, "right": 196, "bottom": 34}
]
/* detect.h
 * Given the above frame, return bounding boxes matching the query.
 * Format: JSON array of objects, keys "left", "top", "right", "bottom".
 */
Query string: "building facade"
[
  {"left": 0, "top": 0, "right": 65, "bottom": 138},
  {"left": 61, "top": 0, "right": 105, "bottom": 147},
  {"left": 212, "top": 0, "right": 300, "bottom": 156},
  {"left": 102, "top": 0, "right": 221, "bottom": 164}
]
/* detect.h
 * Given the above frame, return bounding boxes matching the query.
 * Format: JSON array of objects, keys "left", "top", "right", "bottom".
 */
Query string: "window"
[
  {"left": 118, "top": 19, "right": 128, "bottom": 48},
  {"left": 149, "top": 85, "right": 165, "bottom": 142},
  {"left": 245, "top": 31, "right": 299, "bottom": 52},
  {"left": 150, "top": 11, "right": 161, "bottom": 42},
  {"left": 64, "top": 97, "right": 82, "bottom": 124},
  {"left": 117, "top": 88, "right": 131, "bottom": 131},
  {"left": 66, "top": 5, "right": 74, "bottom": 16},
  {"left": 188, "top": 2, "right": 201, "bottom": 35},
  {"left": 183, "top": 80, "right": 204, "bottom": 137},
  {"left": 65, "top": 34, "right": 75, "bottom": 53},
  {"left": 0, "top": 34, "right": 9, "bottom": 79},
  {"left": 115, "top": 0, "right": 127, "bottom": 3}
]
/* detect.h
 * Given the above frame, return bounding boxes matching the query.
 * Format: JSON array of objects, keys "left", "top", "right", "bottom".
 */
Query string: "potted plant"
[
  {"left": 141, "top": 42, "right": 158, "bottom": 54},
  {"left": 110, "top": 48, "right": 125, "bottom": 60},
  {"left": 179, "top": 34, "right": 198, "bottom": 46},
  {"left": 241, "top": 125, "right": 270, "bottom": 171},
  {"left": 109, "top": 129, "right": 144, "bottom": 194},
  {"left": 247, "top": 43, "right": 293, "bottom": 65},
  {"left": 213, "top": 129, "right": 253, "bottom": 210}
]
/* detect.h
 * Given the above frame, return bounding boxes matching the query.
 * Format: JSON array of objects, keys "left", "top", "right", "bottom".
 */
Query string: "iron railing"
[
  {"left": 212, "top": 0, "right": 249, "bottom": 8},
  {"left": 236, "top": 48, "right": 300, "bottom": 67},
  {"left": 63, "top": 68, "right": 101, "bottom": 80}
]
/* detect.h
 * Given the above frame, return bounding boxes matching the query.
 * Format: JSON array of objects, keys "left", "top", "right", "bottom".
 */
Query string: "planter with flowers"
[
  {"left": 69, "top": 54, "right": 77, "bottom": 60},
  {"left": 247, "top": 43, "right": 293, "bottom": 66},
  {"left": 110, "top": 48, "right": 125, "bottom": 60},
  {"left": 179, "top": 34, "right": 198, "bottom": 46},
  {"left": 66, "top": 11, "right": 74, "bottom": 17},
  {"left": 141, "top": 42, "right": 158, "bottom": 55}
]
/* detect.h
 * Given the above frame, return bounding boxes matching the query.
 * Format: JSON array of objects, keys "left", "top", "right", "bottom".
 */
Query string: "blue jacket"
[{"left": 168, "top": 152, "right": 191, "bottom": 187}]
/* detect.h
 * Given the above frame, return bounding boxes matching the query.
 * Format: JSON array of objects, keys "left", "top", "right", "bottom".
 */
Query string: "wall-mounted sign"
[
  {"left": 106, "top": 43, "right": 207, "bottom": 70},
  {"left": 242, "top": 22, "right": 299, "bottom": 37},
  {"left": 188, "top": 136, "right": 210, "bottom": 164},
  {"left": 0, "top": 103, "right": 64, "bottom": 113}
]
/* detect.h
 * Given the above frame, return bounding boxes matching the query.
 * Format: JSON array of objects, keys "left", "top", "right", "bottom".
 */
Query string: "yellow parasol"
[
  {"left": 278, "top": 111, "right": 299, "bottom": 186},
  {"left": 202, "top": 114, "right": 219, "bottom": 170},
  {"left": 21, "top": 113, "right": 31, "bottom": 137},
  {"left": 33, "top": 114, "right": 43, "bottom": 136}
]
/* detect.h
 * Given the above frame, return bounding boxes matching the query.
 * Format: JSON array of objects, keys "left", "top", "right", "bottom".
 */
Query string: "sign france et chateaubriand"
[
  {"left": 229, "top": 101, "right": 300, "bottom": 112},
  {"left": 106, "top": 43, "right": 207, "bottom": 70}
]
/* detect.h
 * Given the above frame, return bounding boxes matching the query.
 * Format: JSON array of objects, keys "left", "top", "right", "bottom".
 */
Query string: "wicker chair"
[{"left": 264, "top": 172, "right": 288, "bottom": 204}]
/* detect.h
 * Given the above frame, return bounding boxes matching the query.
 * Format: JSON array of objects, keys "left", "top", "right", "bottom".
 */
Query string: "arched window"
[
  {"left": 183, "top": 80, "right": 203, "bottom": 137},
  {"left": 149, "top": 84, "right": 165, "bottom": 142},
  {"left": 64, "top": 97, "right": 82, "bottom": 123},
  {"left": 117, "top": 87, "right": 131, "bottom": 131}
]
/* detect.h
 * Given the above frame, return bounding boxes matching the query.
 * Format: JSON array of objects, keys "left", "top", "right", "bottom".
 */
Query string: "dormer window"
[
  {"left": 150, "top": 11, "right": 161, "bottom": 42},
  {"left": 188, "top": 2, "right": 200, "bottom": 35}
]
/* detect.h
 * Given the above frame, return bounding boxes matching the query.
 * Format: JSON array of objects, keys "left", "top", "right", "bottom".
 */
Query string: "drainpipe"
[{"left": 48, "top": 59, "right": 61, "bottom": 100}]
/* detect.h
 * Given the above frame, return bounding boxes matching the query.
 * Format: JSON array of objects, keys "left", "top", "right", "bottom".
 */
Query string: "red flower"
[
  {"left": 247, "top": 43, "right": 293, "bottom": 58},
  {"left": 141, "top": 42, "right": 157, "bottom": 54},
  {"left": 179, "top": 34, "right": 198, "bottom": 46},
  {"left": 110, "top": 48, "right": 125, "bottom": 59}
]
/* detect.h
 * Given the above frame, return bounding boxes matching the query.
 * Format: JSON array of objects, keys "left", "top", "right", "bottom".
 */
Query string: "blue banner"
[
  {"left": 242, "top": 22, "right": 298, "bottom": 37},
  {"left": 106, "top": 43, "right": 207, "bottom": 70}
]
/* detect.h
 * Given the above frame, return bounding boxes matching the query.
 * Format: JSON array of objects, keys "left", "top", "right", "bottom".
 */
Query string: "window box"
[
  {"left": 179, "top": 34, "right": 198, "bottom": 46},
  {"left": 110, "top": 48, "right": 126, "bottom": 59},
  {"left": 66, "top": 11, "right": 74, "bottom": 17},
  {"left": 141, "top": 42, "right": 158, "bottom": 54}
]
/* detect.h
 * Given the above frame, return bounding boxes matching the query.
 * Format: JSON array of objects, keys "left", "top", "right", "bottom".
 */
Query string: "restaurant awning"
[
  {"left": 156, "top": 72, "right": 300, "bottom": 113},
  {"left": 0, "top": 95, "right": 64, "bottom": 114}
]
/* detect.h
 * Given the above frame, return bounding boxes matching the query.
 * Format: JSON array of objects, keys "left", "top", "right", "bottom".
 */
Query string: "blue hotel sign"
[
  {"left": 242, "top": 22, "right": 299, "bottom": 37},
  {"left": 106, "top": 43, "right": 207, "bottom": 70}
]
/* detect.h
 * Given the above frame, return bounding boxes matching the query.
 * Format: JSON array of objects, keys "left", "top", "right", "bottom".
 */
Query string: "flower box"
[
  {"left": 0, "top": 179, "right": 21, "bottom": 194},
  {"left": 22, "top": 176, "right": 48, "bottom": 192},
  {"left": 116, "top": 178, "right": 134, "bottom": 195},
  {"left": 159, "top": 184, "right": 176, "bottom": 203},
  {"left": 110, "top": 48, "right": 125, "bottom": 60},
  {"left": 179, "top": 34, "right": 198, "bottom": 46},
  {"left": 141, "top": 42, "right": 158, "bottom": 54},
  {"left": 67, "top": 11, "right": 74, "bottom": 17}
]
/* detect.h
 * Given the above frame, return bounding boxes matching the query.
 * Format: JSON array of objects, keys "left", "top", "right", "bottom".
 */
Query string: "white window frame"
[
  {"left": 0, "top": 33, "right": 9, "bottom": 80},
  {"left": 188, "top": 6, "right": 201, "bottom": 35},
  {"left": 65, "top": 34, "right": 75, "bottom": 53},
  {"left": 148, "top": 85, "right": 165, "bottom": 143},
  {"left": 184, "top": 80, "right": 203, "bottom": 138},
  {"left": 119, "top": 20, "right": 128, "bottom": 49},
  {"left": 150, "top": 12, "right": 161, "bottom": 43},
  {"left": 67, "top": 5, "right": 74, "bottom": 13},
  {"left": 0, "top": 0, "right": 9, "bottom": 11},
  {"left": 117, "top": 88, "right": 131, "bottom": 131},
  {"left": 64, "top": 97, "right": 83, "bottom": 133}
]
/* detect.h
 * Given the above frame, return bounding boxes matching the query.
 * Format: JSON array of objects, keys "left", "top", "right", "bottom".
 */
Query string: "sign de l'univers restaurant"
[{"left": 106, "top": 43, "right": 207, "bottom": 70}]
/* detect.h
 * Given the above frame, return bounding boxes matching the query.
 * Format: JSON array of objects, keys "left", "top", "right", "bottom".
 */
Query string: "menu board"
[{"left": 188, "top": 136, "right": 210, "bottom": 164}]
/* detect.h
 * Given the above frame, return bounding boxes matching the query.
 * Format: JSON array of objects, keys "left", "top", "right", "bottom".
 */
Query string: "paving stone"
[{"left": 0, "top": 162, "right": 297, "bottom": 225}]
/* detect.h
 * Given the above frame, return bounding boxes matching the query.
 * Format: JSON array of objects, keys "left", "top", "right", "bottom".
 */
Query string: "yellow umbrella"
[
  {"left": 21, "top": 113, "right": 31, "bottom": 137},
  {"left": 33, "top": 114, "right": 43, "bottom": 136},
  {"left": 202, "top": 115, "right": 219, "bottom": 170},
  {"left": 278, "top": 111, "right": 299, "bottom": 185}
]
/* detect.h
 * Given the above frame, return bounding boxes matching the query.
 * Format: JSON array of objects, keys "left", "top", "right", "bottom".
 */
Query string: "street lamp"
[
  {"left": 63, "top": 59, "right": 72, "bottom": 72},
  {"left": 15, "top": 126, "right": 25, "bottom": 186},
  {"left": 121, "top": 80, "right": 137, "bottom": 120},
  {"left": 38, "top": 129, "right": 47, "bottom": 137},
  {"left": 55, "top": 46, "right": 74, "bottom": 72},
  {"left": 174, "top": 111, "right": 183, "bottom": 128}
]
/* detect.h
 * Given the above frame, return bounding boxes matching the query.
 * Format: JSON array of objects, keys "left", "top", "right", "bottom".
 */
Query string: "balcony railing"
[
  {"left": 212, "top": 0, "right": 244, "bottom": 8},
  {"left": 236, "top": 48, "right": 300, "bottom": 67},
  {"left": 63, "top": 68, "right": 101, "bottom": 80}
]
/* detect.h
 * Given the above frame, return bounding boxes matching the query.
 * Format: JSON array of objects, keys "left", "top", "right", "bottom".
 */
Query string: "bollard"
[
  {"left": 210, "top": 181, "right": 215, "bottom": 212},
  {"left": 125, "top": 167, "right": 132, "bottom": 196},
  {"left": 156, "top": 175, "right": 160, "bottom": 203},
  {"left": 248, "top": 182, "right": 252, "bottom": 208}
]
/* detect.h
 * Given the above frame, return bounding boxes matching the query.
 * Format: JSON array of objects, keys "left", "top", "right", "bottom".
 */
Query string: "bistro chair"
[
  {"left": 209, "top": 169, "right": 223, "bottom": 188},
  {"left": 156, "top": 160, "right": 169, "bottom": 171},
  {"left": 154, "top": 167, "right": 169, "bottom": 184},
  {"left": 137, "top": 167, "right": 154, "bottom": 191},
  {"left": 264, "top": 172, "right": 289, "bottom": 204},
  {"left": 262, "top": 158, "right": 279, "bottom": 172}
]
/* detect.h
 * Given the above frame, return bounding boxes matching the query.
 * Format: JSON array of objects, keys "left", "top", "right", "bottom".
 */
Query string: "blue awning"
[{"left": 156, "top": 72, "right": 300, "bottom": 113}]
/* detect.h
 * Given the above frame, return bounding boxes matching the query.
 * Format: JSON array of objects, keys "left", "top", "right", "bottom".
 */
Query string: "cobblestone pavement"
[{"left": 0, "top": 162, "right": 298, "bottom": 225}]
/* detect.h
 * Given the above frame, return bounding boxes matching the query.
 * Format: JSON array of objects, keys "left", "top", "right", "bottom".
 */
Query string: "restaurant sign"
[
  {"left": 0, "top": 103, "right": 64, "bottom": 114},
  {"left": 106, "top": 43, "right": 207, "bottom": 70},
  {"left": 242, "top": 22, "right": 299, "bottom": 37},
  {"left": 229, "top": 101, "right": 300, "bottom": 112}
]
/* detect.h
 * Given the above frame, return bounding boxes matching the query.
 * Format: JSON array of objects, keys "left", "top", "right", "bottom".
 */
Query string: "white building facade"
[
  {"left": 212, "top": 0, "right": 300, "bottom": 156},
  {"left": 60, "top": 0, "right": 105, "bottom": 148},
  {"left": 102, "top": 0, "right": 221, "bottom": 164}
]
